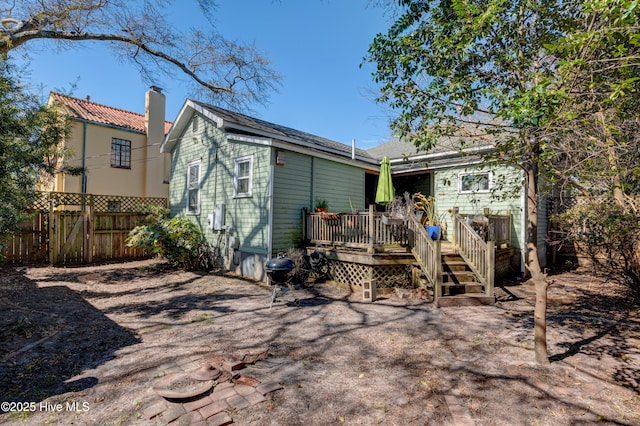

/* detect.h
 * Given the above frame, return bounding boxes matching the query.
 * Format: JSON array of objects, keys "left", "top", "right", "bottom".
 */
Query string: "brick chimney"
[{"left": 144, "top": 86, "right": 167, "bottom": 197}]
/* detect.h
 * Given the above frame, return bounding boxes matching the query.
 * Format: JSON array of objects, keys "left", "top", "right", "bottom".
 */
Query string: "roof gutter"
[{"left": 388, "top": 144, "right": 495, "bottom": 164}]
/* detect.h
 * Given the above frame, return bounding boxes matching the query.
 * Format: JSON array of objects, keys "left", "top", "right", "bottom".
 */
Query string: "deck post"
[
  {"left": 486, "top": 241, "right": 495, "bottom": 296},
  {"left": 368, "top": 204, "right": 375, "bottom": 253},
  {"left": 452, "top": 207, "right": 459, "bottom": 250},
  {"left": 505, "top": 209, "right": 511, "bottom": 246},
  {"left": 434, "top": 239, "right": 442, "bottom": 305}
]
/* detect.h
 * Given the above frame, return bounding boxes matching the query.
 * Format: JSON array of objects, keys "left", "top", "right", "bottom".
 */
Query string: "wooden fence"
[{"left": 1, "top": 192, "right": 167, "bottom": 265}]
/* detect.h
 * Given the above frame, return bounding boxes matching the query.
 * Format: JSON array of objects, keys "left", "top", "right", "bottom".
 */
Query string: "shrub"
[
  {"left": 555, "top": 198, "right": 640, "bottom": 298},
  {"left": 126, "top": 209, "right": 213, "bottom": 271}
]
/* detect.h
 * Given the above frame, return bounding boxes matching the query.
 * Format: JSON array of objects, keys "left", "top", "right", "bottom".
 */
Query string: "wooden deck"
[{"left": 304, "top": 208, "right": 513, "bottom": 306}]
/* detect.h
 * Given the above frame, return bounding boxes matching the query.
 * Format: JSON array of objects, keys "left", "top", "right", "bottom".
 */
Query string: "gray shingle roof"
[{"left": 193, "top": 101, "right": 375, "bottom": 161}]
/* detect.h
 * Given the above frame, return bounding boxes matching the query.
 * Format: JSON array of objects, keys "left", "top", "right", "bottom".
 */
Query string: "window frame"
[
  {"left": 110, "top": 138, "right": 131, "bottom": 169},
  {"left": 187, "top": 160, "right": 201, "bottom": 215},
  {"left": 458, "top": 171, "right": 493, "bottom": 194},
  {"left": 233, "top": 155, "right": 253, "bottom": 198}
]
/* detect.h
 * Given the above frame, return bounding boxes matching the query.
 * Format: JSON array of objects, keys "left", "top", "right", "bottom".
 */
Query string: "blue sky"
[{"left": 16, "top": 1, "right": 394, "bottom": 150}]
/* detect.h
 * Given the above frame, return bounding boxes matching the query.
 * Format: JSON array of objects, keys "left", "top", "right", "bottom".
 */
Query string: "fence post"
[
  {"left": 48, "top": 197, "right": 55, "bottom": 265},
  {"left": 368, "top": 204, "right": 375, "bottom": 254},
  {"left": 486, "top": 241, "right": 495, "bottom": 296}
]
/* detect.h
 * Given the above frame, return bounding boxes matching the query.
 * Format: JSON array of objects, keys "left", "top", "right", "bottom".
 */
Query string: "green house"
[
  {"left": 160, "top": 100, "right": 379, "bottom": 281},
  {"left": 368, "top": 138, "right": 549, "bottom": 277}
]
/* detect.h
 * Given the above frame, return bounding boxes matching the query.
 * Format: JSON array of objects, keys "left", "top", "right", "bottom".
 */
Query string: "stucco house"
[
  {"left": 160, "top": 100, "right": 379, "bottom": 281},
  {"left": 46, "top": 87, "right": 172, "bottom": 200}
]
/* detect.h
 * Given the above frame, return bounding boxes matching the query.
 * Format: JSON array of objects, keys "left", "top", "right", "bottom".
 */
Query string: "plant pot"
[
  {"left": 315, "top": 207, "right": 328, "bottom": 213},
  {"left": 427, "top": 225, "right": 441, "bottom": 241}
]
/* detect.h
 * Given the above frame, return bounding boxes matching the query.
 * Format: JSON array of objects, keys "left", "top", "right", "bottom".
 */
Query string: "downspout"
[
  {"left": 267, "top": 163, "right": 275, "bottom": 263},
  {"left": 82, "top": 121, "right": 87, "bottom": 194},
  {"left": 81, "top": 121, "right": 87, "bottom": 211}
]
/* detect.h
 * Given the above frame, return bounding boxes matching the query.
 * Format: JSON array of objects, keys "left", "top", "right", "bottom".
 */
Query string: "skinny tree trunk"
[{"left": 526, "top": 164, "right": 550, "bottom": 365}]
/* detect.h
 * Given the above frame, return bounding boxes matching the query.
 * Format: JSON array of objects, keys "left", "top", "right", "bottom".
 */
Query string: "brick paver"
[{"left": 144, "top": 352, "right": 283, "bottom": 425}]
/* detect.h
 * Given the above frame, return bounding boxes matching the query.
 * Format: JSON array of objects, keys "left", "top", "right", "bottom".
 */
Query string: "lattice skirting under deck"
[{"left": 328, "top": 260, "right": 411, "bottom": 288}]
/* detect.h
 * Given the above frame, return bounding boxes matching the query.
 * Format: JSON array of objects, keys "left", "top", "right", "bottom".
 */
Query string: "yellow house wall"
[{"left": 56, "top": 120, "right": 168, "bottom": 198}]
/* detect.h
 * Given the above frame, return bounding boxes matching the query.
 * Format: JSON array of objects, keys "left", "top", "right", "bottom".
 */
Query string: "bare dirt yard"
[{"left": 1, "top": 258, "right": 639, "bottom": 425}]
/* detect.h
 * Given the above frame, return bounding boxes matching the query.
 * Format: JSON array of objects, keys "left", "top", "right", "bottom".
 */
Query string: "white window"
[
  {"left": 458, "top": 171, "right": 492, "bottom": 193},
  {"left": 234, "top": 155, "right": 253, "bottom": 197},
  {"left": 187, "top": 160, "right": 201, "bottom": 214}
]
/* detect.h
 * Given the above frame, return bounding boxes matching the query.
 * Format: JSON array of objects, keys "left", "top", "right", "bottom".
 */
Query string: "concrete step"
[
  {"left": 437, "top": 293, "right": 496, "bottom": 307},
  {"left": 441, "top": 282, "right": 484, "bottom": 295}
]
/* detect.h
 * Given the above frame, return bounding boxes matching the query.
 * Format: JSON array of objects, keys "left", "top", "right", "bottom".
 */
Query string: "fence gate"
[{"left": 1, "top": 192, "right": 167, "bottom": 265}]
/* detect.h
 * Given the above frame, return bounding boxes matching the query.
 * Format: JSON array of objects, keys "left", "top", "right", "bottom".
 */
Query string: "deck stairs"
[{"left": 416, "top": 242, "right": 496, "bottom": 307}]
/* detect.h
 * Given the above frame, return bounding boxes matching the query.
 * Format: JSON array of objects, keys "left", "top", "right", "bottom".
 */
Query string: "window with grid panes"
[
  {"left": 111, "top": 138, "right": 131, "bottom": 168},
  {"left": 234, "top": 155, "right": 253, "bottom": 197},
  {"left": 187, "top": 160, "right": 200, "bottom": 214}
]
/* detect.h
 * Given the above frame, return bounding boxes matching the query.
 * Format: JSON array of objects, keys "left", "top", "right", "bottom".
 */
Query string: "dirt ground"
[{"left": 0, "top": 258, "right": 639, "bottom": 425}]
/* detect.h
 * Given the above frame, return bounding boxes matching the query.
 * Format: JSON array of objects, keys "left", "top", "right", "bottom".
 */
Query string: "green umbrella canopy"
[{"left": 375, "top": 156, "right": 395, "bottom": 206}]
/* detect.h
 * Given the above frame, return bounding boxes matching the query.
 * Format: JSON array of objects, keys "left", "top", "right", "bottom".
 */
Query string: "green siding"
[
  {"left": 272, "top": 151, "right": 312, "bottom": 252},
  {"left": 433, "top": 164, "right": 524, "bottom": 251},
  {"left": 271, "top": 153, "right": 366, "bottom": 253},
  {"left": 312, "top": 158, "right": 365, "bottom": 213},
  {"left": 169, "top": 113, "right": 270, "bottom": 255}
]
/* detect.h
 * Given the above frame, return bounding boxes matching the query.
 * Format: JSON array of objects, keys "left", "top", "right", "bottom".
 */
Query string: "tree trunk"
[{"left": 526, "top": 163, "right": 550, "bottom": 365}]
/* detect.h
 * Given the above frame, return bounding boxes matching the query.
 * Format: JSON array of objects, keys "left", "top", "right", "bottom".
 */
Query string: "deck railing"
[
  {"left": 406, "top": 211, "right": 442, "bottom": 300},
  {"left": 452, "top": 211, "right": 495, "bottom": 296},
  {"left": 305, "top": 206, "right": 409, "bottom": 251},
  {"left": 488, "top": 212, "right": 511, "bottom": 247}
]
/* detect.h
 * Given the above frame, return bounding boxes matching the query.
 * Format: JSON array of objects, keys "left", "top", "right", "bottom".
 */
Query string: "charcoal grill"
[{"left": 265, "top": 254, "right": 294, "bottom": 309}]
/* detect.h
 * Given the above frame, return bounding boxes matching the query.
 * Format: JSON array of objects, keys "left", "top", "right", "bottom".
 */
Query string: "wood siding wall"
[
  {"left": 433, "top": 164, "right": 524, "bottom": 252},
  {"left": 168, "top": 114, "right": 270, "bottom": 256}
]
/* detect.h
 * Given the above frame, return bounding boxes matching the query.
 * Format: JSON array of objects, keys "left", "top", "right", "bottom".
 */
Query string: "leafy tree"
[
  {"left": 543, "top": 0, "right": 640, "bottom": 294},
  {"left": 0, "top": 59, "right": 70, "bottom": 251},
  {"left": 366, "top": 0, "right": 640, "bottom": 363},
  {"left": 0, "top": 0, "right": 280, "bottom": 109},
  {"left": 365, "top": 0, "right": 579, "bottom": 364}
]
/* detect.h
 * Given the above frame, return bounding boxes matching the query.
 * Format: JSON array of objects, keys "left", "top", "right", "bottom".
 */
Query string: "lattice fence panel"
[
  {"left": 92, "top": 195, "right": 167, "bottom": 213},
  {"left": 371, "top": 265, "right": 411, "bottom": 288},
  {"left": 328, "top": 260, "right": 412, "bottom": 289},
  {"left": 329, "top": 260, "right": 369, "bottom": 286},
  {"left": 32, "top": 192, "right": 167, "bottom": 213}
]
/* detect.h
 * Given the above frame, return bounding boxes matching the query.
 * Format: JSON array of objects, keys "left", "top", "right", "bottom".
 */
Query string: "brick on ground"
[
  {"left": 183, "top": 395, "right": 213, "bottom": 412},
  {"left": 256, "top": 381, "right": 283, "bottom": 395},
  {"left": 198, "top": 399, "right": 229, "bottom": 420},
  {"left": 226, "top": 394, "right": 251, "bottom": 410},
  {"left": 173, "top": 411, "right": 204, "bottom": 426},
  {"left": 161, "top": 403, "right": 186, "bottom": 423},
  {"left": 244, "top": 390, "right": 267, "bottom": 406},
  {"left": 207, "top": 411, "right": 233, "bottom": 426},
  {"left": 142, "top": 401, "right": 166, "bottom": 419}
]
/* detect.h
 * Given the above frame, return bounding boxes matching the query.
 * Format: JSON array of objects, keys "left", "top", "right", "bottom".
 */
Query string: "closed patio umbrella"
[{"left": 375, "top": 156, "right": 395, "bottom": 206}]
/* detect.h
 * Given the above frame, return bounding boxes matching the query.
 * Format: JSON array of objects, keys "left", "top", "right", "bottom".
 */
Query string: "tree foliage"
[
  {"left": 366, "top": 0, "right": 640, "bottom": 363},
  {"left": 365, "top": 0, "right": 578, "bottom": 364},
  {"left": 0, "top": 0, "right": 280, "bottom": 110},
  {"left": 126, "top": 206, "right": 218, "bottom": 271},
  {"left": 0, "top": 59, "right": 69, "bottom": 249}
]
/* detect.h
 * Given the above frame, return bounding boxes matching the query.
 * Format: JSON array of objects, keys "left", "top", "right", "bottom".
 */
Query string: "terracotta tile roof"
[{"left": 49, "top": 92, "right": 172, "bottom": 134}]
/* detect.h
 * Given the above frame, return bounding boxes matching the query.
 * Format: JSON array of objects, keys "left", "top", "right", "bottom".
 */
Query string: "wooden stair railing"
[
  {"left": 406, "top": 212, "right": 442, "bottom": 302},
  {"left": 451, "top": 212, "right": 495, "bottom": 297}
]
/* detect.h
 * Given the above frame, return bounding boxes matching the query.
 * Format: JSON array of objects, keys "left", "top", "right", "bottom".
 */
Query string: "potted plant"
[
  {"left": 413, "top": 192, "right": 441, "bottom": 240},
  {"left": 314, "top": 198, "right": 329, "bottom": 213}
]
